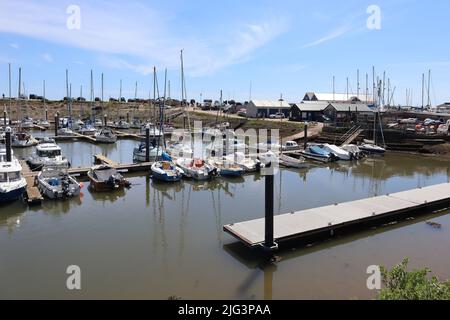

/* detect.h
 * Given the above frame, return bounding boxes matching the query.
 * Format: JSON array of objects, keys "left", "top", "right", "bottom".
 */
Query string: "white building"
[{"left": 245, "top": 100, "right": 291, "bottom": 118}]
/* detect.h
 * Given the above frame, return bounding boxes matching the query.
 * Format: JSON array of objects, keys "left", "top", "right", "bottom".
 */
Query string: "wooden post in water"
[
  {"left": 304, "top": 122, "right": 308, "bottom": 149},
  {"left": 104, "top": 114, "right": 107, "bottom": 127},
  {"left": 126, "top": 112, "right": 130, "bottom": 124},
  {"left": 5, "top": 127, "right": 12, "bottom": 162},
  {"left": 55, "top": 113, "right": 59, "bottom": 137},
  {"left": 264, "top": 171, "right": 275, "bottom": 250},
  {"left": 145, "top": 126, "right": 150, "bottom": 162}
]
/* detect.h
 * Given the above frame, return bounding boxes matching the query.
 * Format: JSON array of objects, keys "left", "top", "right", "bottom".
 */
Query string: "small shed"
[{"left": 290, "top": 102, "right": 329, "bottom": 121}]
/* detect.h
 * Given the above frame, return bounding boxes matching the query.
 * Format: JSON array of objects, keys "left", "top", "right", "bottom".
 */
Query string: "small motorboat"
[
  {"left": 300, "top": 145, "right": 334, "bottom": 163},
  {"left": 207, "top": 158, "right": 244, "bottom": 177},
  {"left": 359, "top": 140, "right": 386, "bottom": 155},
  {"left": 130, "top": 119, "right": 142, "bottom": 129},
  {"left": 37, "top": 166, "right": 81, "bottom": 199},
  {"left": 94, "top": 127, "right": 117, "bottom": 143},
  {"left": 176, "top": 158, "right": 217, "bottom": 180},
  {"left": 151, "top": 161, "right": 184, "bottom": 182},
  {"left": 316, "top": 143, "right": 352, "bottom": 161},
  {"left": 341, "top": 144, "right": 363, "bottom": 159},
  {"left": 133, "top": 142, "right": 163, "bottom": 162},
  {"left": 223, "top": 152, "right": 261, "bottom": 172},
  {"left": 27, "top": 138, "right": 69, "bottom": 170},
  {"left": 37, "top": 119, "right": 51, "bottom": 129},
  {"left": 258, "top": 150, "right": 279, "bottom": 166},
  {"left": 140, "top": 124, "right": 162, "bottom": 137},
  {"left": 115, "top": 120, "right": 130, "bottom": 130},
  {"left": 20, "top": 117, "right": 34, "bottom": 129},
  {"left": 58, "top": 127, "right": 75, "bottom": 136},
  {"left": 11, "top": 132, "right": 38, "bottom": 148},
  {"left": 78, "top": 124, "right": 97, "bottom": 136},
  {"left": 167, "top": 142, "right": 193, "bottom": 159},
  {"left": 0, "top": 147, "right": 27, "bottom": 203},
  {"left": 279, "top": 154, "right": 308, "bottom": 168},
  {"left": 94, "top": 119, "right": 103, "bottom": 127},
  {"left": 87, "top": 164, "right": 130, "bottom": 191}
]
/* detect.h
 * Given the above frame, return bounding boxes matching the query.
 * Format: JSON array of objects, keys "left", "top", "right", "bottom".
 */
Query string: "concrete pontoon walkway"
[{"left": 223, "top": 182, "right": 450, "bottom": 247}]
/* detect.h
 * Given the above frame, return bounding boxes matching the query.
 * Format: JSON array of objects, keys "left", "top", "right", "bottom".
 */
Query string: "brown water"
[{"left": 1, "top": 138, "right": 450, "bottom": 299}]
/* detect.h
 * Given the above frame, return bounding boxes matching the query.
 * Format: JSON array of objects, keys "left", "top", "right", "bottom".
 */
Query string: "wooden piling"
[
  {"left": 5, "top": 128, "right": 12, "bottom": 162},
  {"left": 304, "top": 123, "right": 308, "bottom": 149},
  {"left": 54, "top": 113, "right": 59, "bottom": 137},
  {"left": 264, "top": 173, "right": 275, "bottom": 250},
  {"left": 145, "top": 126, "right": 150, "bottom": 162}
]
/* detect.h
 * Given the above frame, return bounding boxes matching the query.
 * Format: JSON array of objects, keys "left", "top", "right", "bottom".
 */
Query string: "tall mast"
[
  {"left": 90, "top": 69, "right": 94, "bottom": 122},
  {"left": 427, "top": 69, "right": 431, "bottom": 107},
  {"left": 357, "top": 69, "right": 360, "bottom": 98},
  {"left": 372, "top": 66, "right": 375, "bottom": 105},
  {"left": 8, "top": 63, "right": 11, "bottom": 123},
  {"left": 43, "top": 80, "right": 47, "bottom": 120},
  {"left": 80, "top": 85, "right": 83, "bottom": 116},
  {"left": 421, "top": 73, "right": 425, "bottom": 109},
  {"left": 101, "top": 73, "right": 104, "bottom": 116},
  {"left": 66, "top": 69, "right": 71, "bottom": 124},
  {"left": 365, "top": 73, "right": 368, "bottom": 103},
  {"left": 332, "top": 76, "right": 335, "bottom": 101},
  {"left": 18, "top": 67, "right": 22, "bottom": 122},
  {"left": 346, "top": 77, "right": 349, "bottom": 100}
]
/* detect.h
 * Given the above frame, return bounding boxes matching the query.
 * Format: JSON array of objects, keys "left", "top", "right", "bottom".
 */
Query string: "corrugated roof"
[
  {"left": 249, "top": 100, "right": 291, "bottom": 109},
  {"left": 329, "top": 102, "right": 373, "bottom": 112},
  {"left": 292, "top": 101, "right": 329, "bottom": 111},
  {"left": 303, "top": 92, "right": 374, "bottom": 103}
]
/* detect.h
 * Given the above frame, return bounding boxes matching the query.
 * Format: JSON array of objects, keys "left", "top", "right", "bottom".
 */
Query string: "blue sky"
[{"left": 0, "top": 0, "right": 450, "bottom": 105}]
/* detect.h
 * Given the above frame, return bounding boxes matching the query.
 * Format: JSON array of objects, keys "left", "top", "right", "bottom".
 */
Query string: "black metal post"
[
  {"left": 55, "top": 113, "right": 59, "bottom": 137},
  {"left": 145, "top": 126, "right": 150, "bottom": 162},
  {"left": 304, "top": 123, "right": 308, "bottom": 149},
  {"left": 104, "top": 114, "right": 107, "bottom": 127},
  {"left": 264, "top": 173, "right": 274, "bottom": 249},
  {"left": 3, "top": 110, "right": 6, "bottom": 126},
  {"left": 5, "top": 128, "right": 12, "bottom": 162},
  {"left": 126, "top": 112, "right": 130, "bottom": 123}
]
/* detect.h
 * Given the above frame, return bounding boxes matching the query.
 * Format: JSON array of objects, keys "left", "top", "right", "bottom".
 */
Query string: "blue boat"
[
  {"left": 151, "top": 161, "right": 184, "bottom": 182},
  {"left": 208, "top": 158, "right": 245, "bottom": 177},
  {"left": 300, "top": 145, "right": 335, "bottom": 163}
]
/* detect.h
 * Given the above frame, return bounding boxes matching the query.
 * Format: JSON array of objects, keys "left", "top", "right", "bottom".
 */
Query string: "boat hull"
[{"left": 0, "top": 186, "right": 26, "bottom": 203}]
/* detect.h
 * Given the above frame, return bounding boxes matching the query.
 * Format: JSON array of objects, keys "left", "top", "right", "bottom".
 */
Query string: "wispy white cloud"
[
  {"left": 0, "top": 0, "right": 288, "bottom": 76},
  {"left": 41, "top": 53, "right": 53, "bottom": 62},
  {"left": 9, "top": 43, "right": 19, "bottom": 49},
  {"left": 302, "top": 25, "right": 352, "bottom": 48}
]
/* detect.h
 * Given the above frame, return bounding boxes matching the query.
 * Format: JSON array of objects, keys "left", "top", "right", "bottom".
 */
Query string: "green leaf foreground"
[{"left": 379, "top": 258, "right": 450, "bottom": 300}]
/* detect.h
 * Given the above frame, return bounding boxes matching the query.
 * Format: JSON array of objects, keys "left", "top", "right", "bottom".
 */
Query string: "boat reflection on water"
[{"left": 88, "top": 184, "right": 127, "bottom": 202}]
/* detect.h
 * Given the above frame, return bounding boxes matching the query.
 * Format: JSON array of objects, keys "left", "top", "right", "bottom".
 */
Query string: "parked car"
[{"left": 270, "top": 112, "right": 285, "bottom": 119}]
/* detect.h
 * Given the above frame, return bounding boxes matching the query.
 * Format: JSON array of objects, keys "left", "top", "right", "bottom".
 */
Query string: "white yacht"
[
  {"left": 27, "top": 138, "right": 69, "bottom": 170},
  {"left": 0, "top": 146, "right": 27, "bottom": 203},
  {"left": 94, "top": 127, "right": 117, "bottom": 143}
]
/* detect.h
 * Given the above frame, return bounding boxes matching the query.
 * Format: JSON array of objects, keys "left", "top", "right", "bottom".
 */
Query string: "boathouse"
[
  {"left": 290, "top": 101, "right": 329, "bottom": 121},
  {"left": 246, "top": 100, "right": 291, "bottom": 118}
]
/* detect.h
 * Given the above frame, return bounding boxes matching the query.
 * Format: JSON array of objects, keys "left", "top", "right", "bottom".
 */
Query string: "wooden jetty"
[
  {"left": 19, "top": 160, "right": 44, "bottom": 204},
  {"left": 93, "top": 154, "right": 118, "bottom": 166},
  {"left": 223, "top": 182, "right": 450, "bottom": 248},
  {"left": 114, "top": 130, "right": 143, "bottom": 141},
  {"left": 21, "top": 155, "right": 153, "bottom": 181}
]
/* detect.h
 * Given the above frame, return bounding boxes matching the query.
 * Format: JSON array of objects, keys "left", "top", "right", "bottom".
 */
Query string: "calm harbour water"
[{"left": 1, "top": 136, "right": 450, "bottom": 299}]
